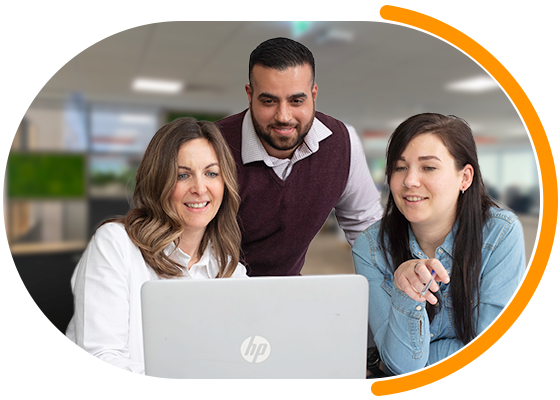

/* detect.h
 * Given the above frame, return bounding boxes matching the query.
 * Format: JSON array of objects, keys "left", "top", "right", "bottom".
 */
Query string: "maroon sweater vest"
[{"left": 216, "top": 110, "right": 350, "bottom": 276}]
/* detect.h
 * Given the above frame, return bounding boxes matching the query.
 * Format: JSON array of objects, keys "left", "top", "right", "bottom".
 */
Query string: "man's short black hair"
[{"left": 249, "top": 37, "right": 315, "bottom": 85}]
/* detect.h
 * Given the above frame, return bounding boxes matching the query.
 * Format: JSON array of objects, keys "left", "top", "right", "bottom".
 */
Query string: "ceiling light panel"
[
  {"left": 132, "top": 78, "right": 183, "bottom": 94},
  {"left": 446, "top": 75, "right": 499, "bottom": 92}
]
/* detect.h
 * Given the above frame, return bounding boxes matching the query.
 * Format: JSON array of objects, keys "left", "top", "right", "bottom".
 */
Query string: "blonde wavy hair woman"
[{"left": 66, "top": 118, "right": 247, "bottom": 374}]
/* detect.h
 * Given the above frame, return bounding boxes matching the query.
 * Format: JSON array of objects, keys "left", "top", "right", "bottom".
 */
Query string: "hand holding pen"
[
  {"left": 419, "top": 269, "right": 437, "bottom": 298},
  {"left": 394, "top": 259, "right": 450, "bottom": 305}
]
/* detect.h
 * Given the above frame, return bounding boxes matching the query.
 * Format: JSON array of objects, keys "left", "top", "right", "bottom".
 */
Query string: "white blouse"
[{"left": 66, "top": 222, "right": 247, "bottom": 374}]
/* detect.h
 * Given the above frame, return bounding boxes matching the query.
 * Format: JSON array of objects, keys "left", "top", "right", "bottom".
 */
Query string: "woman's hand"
[{"left": 394, "top": 259, "right": 450, "bottom": 305}]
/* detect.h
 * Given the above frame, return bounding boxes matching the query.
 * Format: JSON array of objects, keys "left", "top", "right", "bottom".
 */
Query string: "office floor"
[{"left": 301, "top": 214, "right": 539, "bottom": 275}]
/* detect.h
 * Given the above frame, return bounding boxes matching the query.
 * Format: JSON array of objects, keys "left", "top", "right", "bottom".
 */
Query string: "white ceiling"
[{"left": 35, "top": 21, "right": 529, "bottom": 144}]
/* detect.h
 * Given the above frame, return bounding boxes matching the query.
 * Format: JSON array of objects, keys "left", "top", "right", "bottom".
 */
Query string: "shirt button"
[
  {"left": 430, "top": 333, "right": 434, "bottom": 338},
  {"left": 415, "top": 305, "right": 422, "bottom": 311},
  {"left": 438, "top": 248, "right": 443, "bottom": 254}
]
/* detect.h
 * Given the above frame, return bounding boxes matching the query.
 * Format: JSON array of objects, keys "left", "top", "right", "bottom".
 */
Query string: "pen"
[{"left": 419, "top": 270, "right": 436, "bottom": 298}]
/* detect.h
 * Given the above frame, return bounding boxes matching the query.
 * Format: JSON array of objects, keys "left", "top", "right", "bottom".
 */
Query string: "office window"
[
  {"left": 502, "top": 152, "right": 538, "bottom": 190},
  {"left": 90, "top": 106, "right": 158, "bottom": 153}
]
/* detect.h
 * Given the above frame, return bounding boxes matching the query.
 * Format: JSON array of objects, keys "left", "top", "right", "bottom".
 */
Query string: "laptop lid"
[{"left": 141, "top": 274, "right": 369, "bottom": 379}]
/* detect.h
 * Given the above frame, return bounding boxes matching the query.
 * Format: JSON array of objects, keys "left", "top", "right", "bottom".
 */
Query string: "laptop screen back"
[{"left": 141, "top": 274, "right": 368, "bottom": 378}]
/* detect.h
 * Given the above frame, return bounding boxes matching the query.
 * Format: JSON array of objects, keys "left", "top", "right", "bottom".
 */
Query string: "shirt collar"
[
  {"left": 408, "top": 222, "right": 458, "bottom": 259},
  {"left": 241, "top": 109, "right": 332, "bottom": 165},
  {"left": 164, "top": 241, "right": 218, "bottom": 278}
]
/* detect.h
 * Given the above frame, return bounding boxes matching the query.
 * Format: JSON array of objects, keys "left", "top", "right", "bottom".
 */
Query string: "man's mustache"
[{"left": 269, "top": 122, "right": 297, "bottom": 128}]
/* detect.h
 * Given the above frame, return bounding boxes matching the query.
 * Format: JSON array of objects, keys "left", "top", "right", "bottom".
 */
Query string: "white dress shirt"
[
  {"left": 66, "top": 222, "right": 247, "bottom": 374},
  {"left": 241, "top": 110, "right": 383, "bottom": 244}
]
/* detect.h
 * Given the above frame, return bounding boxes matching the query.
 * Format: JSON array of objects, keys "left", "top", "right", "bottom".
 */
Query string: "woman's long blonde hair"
[{"left": 106, "top": 117, "right": 241, "bottom": 278}]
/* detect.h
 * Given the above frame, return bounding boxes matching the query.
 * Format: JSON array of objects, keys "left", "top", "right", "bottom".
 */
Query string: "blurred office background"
[{"left": 5, "top": 21, "right": 539, "bottom": 333}]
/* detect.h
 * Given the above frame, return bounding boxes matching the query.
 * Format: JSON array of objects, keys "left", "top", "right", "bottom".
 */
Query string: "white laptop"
[{"left": 141, "top": 274, "right": 369, "bottom": 379}]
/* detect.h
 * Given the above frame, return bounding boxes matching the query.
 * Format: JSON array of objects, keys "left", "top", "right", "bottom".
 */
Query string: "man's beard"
[{"left": 250, "top": 106, "right": 315, "bottom": 153}]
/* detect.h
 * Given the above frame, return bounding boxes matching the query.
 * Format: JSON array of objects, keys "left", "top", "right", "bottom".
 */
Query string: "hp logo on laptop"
[{"left": 240, "top": 335, "right": 271, "bottom": 363}]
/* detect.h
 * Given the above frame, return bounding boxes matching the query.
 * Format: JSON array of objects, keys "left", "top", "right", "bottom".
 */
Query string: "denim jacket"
[{"left": 352, "top": 207, "right": 525, "bottom": 376}]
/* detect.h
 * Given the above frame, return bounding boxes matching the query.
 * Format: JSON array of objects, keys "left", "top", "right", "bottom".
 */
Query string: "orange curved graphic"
[{"left": 369, "top": 5, "right": 558, "bottom": 396}]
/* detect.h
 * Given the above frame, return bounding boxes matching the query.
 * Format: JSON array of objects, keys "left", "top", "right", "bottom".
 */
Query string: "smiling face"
[
  {"left": 170, "top": 138, "right": 224, "bottom": 240},
  {"left": 390, "top": 133, "right": 473, "bottom": 234},
  {"left": 246, "top": 64, "right": 317, "bottom": 159}
]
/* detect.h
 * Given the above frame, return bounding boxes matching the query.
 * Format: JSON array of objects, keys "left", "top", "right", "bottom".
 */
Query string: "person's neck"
[
  {"left": 177, "top": 230, "right": 205, "bottom": 269},
  {"left": 410, "top": 220, "right": 454, "bottom": 259}
]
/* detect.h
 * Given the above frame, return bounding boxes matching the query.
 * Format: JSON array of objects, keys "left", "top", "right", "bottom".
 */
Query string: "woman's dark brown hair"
[{"left": 381, "top": 113, "right": 498, "bottom": 344}]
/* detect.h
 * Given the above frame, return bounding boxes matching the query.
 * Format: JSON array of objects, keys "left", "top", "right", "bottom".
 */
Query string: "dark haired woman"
[
  {"left": 66, "top": 118, "right": 246, "bottom": 373},
  {"left": 352, "top": 113, "right": 525, "bottom": 376}
]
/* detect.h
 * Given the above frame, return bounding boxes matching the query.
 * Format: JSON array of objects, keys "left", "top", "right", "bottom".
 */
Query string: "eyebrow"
[
  {"left": 398, "top": 155, "right": 442, "bottom": 162},
  {"left": 178, "top": 163, "right": 219, "bottom": 170},
  {"left": 418, "top": 155, "right": 442, "bottom": 162},
  {"left": 257, "top": 92, "right": 308, "bottom": 101}
]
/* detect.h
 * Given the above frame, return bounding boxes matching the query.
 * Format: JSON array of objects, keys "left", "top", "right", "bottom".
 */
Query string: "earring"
[{"left": 461, "top": 188, "right": 465, "bottom": 194}]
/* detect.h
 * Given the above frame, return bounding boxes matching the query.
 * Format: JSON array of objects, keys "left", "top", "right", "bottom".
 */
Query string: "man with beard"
[{"left": 216, "top": 37, "right": 383, "bottom": 276}]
